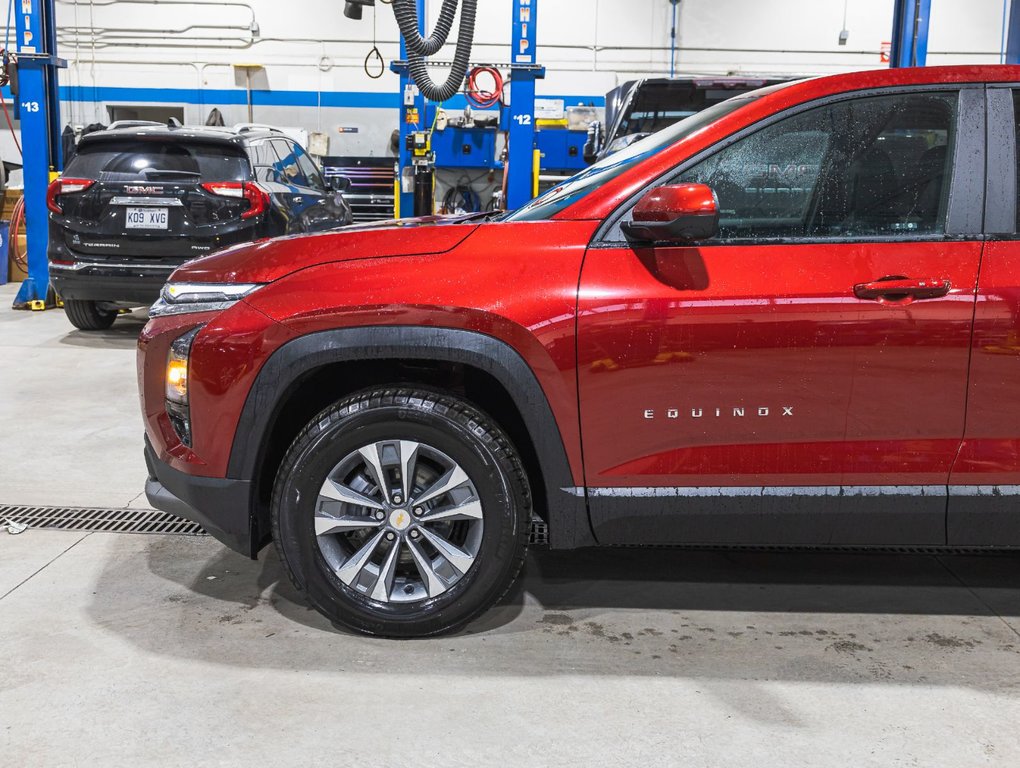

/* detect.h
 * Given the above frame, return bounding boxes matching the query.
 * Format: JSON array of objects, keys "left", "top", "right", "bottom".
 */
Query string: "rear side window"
[
  {"left": 64, "top": 141, "right": 250, "bottom": 182},
  {"left": 674, "top": 91, "right": 957, "bottom": 239}
]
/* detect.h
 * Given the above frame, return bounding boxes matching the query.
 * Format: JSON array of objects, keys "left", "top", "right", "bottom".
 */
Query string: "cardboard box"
[
  {"left": 0, "top": 189, "right": 23, "bottom": 222},
  {"left": 7, "top": 234, "right": 28, "bottom": 282}
]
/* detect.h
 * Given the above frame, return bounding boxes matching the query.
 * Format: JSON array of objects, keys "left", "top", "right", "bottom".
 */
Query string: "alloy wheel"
[{"left": 314, "top": 439, "right": 485, "bottom": 604}]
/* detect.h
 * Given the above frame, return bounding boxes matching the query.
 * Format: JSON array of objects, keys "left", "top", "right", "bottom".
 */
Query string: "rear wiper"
[{"left": 143, "top": 169, "right": 202, "bottom": 179}]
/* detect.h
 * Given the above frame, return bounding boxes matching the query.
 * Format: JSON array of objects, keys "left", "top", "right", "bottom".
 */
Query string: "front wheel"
[{"left": 271, "top": 388, "right": 531, "bottom": 637}]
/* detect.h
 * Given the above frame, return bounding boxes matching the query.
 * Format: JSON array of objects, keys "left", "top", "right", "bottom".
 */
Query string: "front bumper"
[{"left": 144, "top": 436, "right": 256, "bottom": 557}]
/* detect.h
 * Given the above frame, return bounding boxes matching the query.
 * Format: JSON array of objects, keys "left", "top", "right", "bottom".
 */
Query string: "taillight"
[
  {"left": 46, "top": 177, "right": 95, "bottom": 214},
  {"left": 201, "top": 181, "right": 269, "bottom": 219}
]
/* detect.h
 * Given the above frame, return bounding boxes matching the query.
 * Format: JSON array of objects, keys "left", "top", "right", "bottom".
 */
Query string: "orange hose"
[{"left": 10, "top": 194, "right": 25, "bottom": 267}]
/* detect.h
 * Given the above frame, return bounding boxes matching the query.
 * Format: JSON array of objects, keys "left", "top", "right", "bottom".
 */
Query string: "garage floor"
[{"left": 3, "top": 282, "right": 1020, "bottom": 767}]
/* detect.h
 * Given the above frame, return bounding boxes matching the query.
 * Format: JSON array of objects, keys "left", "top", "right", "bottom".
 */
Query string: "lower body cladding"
[
  {"left": 144, "top": 437, "right": 254, "bottom": 555},
  {"left": 587, "top": 484, "right": 1020, "bottom": 548},
  {"left": 50, "top": 259, "right": 178, "bottom": 306}
]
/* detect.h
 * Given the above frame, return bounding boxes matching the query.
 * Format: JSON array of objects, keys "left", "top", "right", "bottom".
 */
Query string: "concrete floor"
[{"left": 2, "top": 282, "right": 1020, "bottom": 767}]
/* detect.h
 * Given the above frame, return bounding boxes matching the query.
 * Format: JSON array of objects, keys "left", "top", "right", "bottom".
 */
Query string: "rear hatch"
[{"left": 55, "top": 138, "right": 259, "bottom": 264}]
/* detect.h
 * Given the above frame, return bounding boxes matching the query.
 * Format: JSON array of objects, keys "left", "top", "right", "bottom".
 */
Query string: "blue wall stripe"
[{"left": 52, "top": 84, "right": 605, "bottom": 110}]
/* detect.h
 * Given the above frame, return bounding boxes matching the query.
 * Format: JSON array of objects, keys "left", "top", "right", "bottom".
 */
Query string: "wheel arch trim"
[{"left": 226, "top": 325, "right": 595, "bottom": 549}]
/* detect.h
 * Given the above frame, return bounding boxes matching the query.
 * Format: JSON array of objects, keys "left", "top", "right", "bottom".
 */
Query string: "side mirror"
[
  {"left": 327, "top": 175, "right": 352, "bottom": 193},
  {"left": 621, "top": 183, "right": 719, "bottom": 244}
]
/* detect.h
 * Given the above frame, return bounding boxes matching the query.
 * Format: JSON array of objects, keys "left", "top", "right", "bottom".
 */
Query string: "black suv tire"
[
  {"left": 63, "top": 299, "right": 117, "bottom": 331},
  {"left": 271, "top": 387, "right": 531, "bottom": 637}
]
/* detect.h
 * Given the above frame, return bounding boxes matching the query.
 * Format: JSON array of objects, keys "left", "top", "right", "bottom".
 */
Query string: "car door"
[
  {"left": 577, "top": 86, "right": 986, "bottom": 546},
  {"left": 948, "top": 84, "right": 1020, "bottom": 545}
]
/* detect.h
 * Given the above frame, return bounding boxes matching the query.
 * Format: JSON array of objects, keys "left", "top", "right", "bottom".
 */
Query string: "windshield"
[{"left": 504, "top": 94, "right": 761, "bottom": 222}]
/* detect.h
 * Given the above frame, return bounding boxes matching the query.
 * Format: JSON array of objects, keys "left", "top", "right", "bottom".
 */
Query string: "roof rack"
[
  {"left": 232, "top": 122, "right": 283, "bottom": 134},
  {"left": 106, "top": 120, "right": 163, "bottom": 130}
]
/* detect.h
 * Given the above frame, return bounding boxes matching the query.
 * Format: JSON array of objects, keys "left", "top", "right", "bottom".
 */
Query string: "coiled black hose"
[
  {"left": 392, "top": 0, "right": 459, "bottom": 55},
  {"left": 392, "top": 0, "right": 477, "bottom": 103}
]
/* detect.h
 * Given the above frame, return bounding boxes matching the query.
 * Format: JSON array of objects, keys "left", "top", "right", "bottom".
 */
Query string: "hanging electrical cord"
[
  {"left": 464, "top": 65, "right": 503, "bottom": 109},
  {"left": 363, "top": 2, "right": 384, "bottom": 79},
  {"left": 392, "top": 0, "right": 477, "bottom": 103}
]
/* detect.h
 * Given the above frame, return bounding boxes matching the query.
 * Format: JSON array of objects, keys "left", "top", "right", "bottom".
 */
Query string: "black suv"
[{"left": 48, "top": 125, "right": 353, "bottom": 330}]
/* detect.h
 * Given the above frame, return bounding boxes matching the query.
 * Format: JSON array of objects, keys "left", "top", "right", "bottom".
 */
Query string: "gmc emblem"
[{"left": 124, "top": 185, "right": 163, "bottom": 194}]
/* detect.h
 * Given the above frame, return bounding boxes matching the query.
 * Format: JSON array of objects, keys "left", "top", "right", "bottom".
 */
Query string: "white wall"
[{"left": 38, "top": 0, "right": 1015, "bottom": 159}]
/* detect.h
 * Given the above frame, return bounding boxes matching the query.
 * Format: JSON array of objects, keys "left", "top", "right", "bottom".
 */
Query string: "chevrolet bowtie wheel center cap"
[{"left": 389, "top": 508, "right": 412, "bottom": 531}]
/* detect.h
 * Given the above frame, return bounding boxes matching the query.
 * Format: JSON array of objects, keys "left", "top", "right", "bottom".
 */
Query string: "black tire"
[
  {"left": 63, "top": 299, "right": 117, "bottom": 331},
  {"left": 271, "top": 387, "right": 531, "bottom": 637}
]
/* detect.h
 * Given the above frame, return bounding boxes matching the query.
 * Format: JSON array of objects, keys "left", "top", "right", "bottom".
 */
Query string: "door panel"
[{"left": 579, "top": 240, "right": 981, "bottom": 488}]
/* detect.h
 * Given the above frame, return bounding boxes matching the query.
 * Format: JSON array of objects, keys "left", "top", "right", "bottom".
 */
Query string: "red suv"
[{"left": 139, "top": 66, "right": 1020, "bottom": 637}]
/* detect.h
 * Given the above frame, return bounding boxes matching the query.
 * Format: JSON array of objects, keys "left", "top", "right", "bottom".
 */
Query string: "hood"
[{"left": 171, "top": 213, "right": 487, "bottom": 284}]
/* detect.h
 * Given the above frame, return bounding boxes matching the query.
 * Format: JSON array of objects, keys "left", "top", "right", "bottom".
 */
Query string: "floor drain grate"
[
  {"left": 0, "top": 505, "right": 208, "bottom": 536},
  {"left": 2, "top": 505, "right": 550, "bottom": 543}
]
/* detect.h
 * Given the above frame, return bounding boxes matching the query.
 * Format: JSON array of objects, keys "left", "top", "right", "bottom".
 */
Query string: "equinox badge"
[{"left": 644, "top": 406, "right": 795, "bottom": 419}]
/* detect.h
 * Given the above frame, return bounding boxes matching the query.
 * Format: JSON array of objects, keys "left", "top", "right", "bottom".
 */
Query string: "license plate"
[{"left": 125, "top": 207, "right": 169, "bottom": 229}]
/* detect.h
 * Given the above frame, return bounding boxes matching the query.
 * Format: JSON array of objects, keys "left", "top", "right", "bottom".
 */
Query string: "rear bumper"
[
  {"left": 50, "top": 261, "right": 178, "bottom": 306},
  {"left": 143, "top": 436, "right": 255, "bottom": 557}
]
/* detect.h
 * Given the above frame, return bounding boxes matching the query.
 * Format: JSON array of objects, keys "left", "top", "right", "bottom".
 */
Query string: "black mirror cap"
[{"left": 621, "top": 210, "right": 719, "bottom": 244}]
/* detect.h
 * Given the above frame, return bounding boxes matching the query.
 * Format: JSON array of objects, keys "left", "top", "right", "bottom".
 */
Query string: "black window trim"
[
  {"left": 984, "top": 84, "right": 1018, "bottom": 237},
  {"left": 592, "top": 83, "right": 987, "bottom": 248}
]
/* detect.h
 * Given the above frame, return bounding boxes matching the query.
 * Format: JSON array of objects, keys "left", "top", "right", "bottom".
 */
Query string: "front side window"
[
  {"left": 294, "top": 147, "right": 326, "bottom": 191},
  {"left": 673, "top": 91, "right": 957, "bottom": 240},
  {"left": 272, "top": 139, "right": 310, "bottom": 187}
]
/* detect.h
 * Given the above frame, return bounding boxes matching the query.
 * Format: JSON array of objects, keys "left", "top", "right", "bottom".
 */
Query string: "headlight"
[
  {"left": 165, "top": 326, "right": 202, "bottom": 447},
  {"left": 149, "top": 282, "right": 263, "bottom": 317}
]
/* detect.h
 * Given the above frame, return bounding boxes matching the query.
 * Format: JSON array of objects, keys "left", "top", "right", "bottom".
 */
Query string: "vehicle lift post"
[
  {"left": 12, "top": 0, "right": 65, "bottom": 309},
  {"left": 503, "top": 0, "right": 544, "bottom": 210},
  {"left": 1005, "top": 0, "right": 1020, "bottom": 64},
  {"left": 889, "top": 0, "right": 931, "bottom": 68}
]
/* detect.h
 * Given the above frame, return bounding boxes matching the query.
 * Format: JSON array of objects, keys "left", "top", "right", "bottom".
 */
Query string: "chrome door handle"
[{"left": 853, "top": 276, "right": 951, "bottom": 302}]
